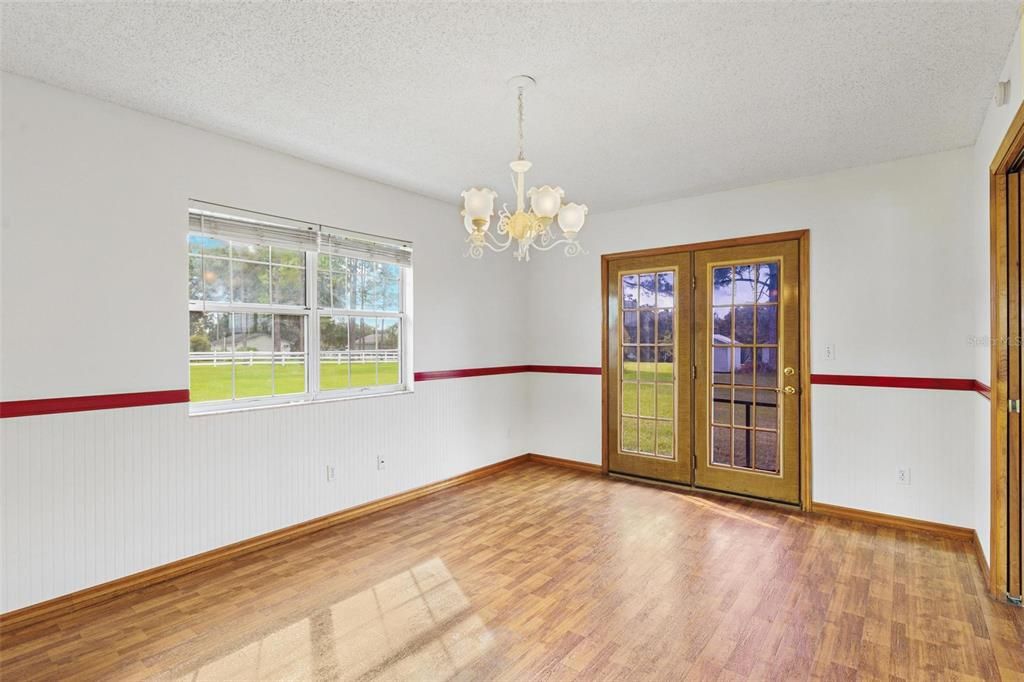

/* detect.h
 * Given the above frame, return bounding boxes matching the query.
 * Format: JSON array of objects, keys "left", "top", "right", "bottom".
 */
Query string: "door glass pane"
[
  {"left": 638, "top": 384, "right": 656, "bottom": 418},
  {"left": 622, "top": 275, "right": 638, "bottom": 309},
  {"left": 733, "top": 430, "right": 752, "bottom": 468},
  {"left": 712, "top": 427, "right": 731, "bottom": 465},
  {"left": 755, "top": 431, "right": 779, "bottom": 473},
  {"left": 638, "top": 274, "right": 656, "bottom": 307},
  {"left": 622, "top": 383, "right": 638, "bottom": 416},
  {"left": 623, "top": 311, "right": 638, "bottom": 344},
  {"left": 706, "top": 259, "right": 783, "bottom": 475},
  {"left": 621, "top": 418, "right": 638, "bottom": 452},
  {"left": 656, "top": 272, "right": 675, "bottom": 308},
  {"left": 639, "top": 419, "right": 656, "bottom": 455},
  {"left": 619, "top": 268, "right": 676, "bottom": 460},
  {"left": 639, "top": 310, "right": 656, "bottom": 343}
]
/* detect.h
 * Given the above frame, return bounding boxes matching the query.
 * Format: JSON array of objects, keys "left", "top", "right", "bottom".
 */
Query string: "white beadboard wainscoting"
[{"left": 0, "top": 374, "right": 528, "bottom": 613}]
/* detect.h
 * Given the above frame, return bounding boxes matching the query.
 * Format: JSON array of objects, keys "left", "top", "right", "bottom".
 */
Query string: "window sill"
[{"left": 188, "top": 386, "right": 414, "bottom": 417}]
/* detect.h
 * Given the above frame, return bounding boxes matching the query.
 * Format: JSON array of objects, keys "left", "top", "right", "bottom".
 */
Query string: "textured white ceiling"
[{"left": 1, "top": 2, "right": 1019, "bottom": 211}]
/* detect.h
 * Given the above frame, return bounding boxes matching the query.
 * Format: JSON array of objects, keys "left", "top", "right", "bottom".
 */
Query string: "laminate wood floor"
[{"left": 2, "top": 462, "right": 1022, "bottom": 681}]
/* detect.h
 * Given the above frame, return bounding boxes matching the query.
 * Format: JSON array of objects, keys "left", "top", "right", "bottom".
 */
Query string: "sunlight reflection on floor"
[{"left": 176, "top": 557, "right": 493, "bottom": 681}]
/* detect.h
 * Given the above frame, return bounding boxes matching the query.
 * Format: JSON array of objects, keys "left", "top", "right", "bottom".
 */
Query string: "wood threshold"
[{"left": 812, "top": 502, "right": 974, "bottom": 541}]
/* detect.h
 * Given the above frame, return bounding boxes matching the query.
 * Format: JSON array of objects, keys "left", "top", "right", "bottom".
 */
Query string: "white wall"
[
  {"left": 0, "top": 73, "right": 530, "bottom": 612},
  {"left": 527, "top": 148, "right": 979, "bottom": 529}
]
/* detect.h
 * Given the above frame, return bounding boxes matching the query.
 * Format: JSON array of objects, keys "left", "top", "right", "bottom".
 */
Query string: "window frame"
[{"left": 188, "top": 229, "right": 413, "bottom": 416}]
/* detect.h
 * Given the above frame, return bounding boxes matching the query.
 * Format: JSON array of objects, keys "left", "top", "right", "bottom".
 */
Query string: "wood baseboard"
[
  {"left": 972, "top": 530, "right": 990, "bottom": 580},
  {"left": 527, "top": 453, "right": 603, "bottom": 474},
  {"left": 0, "top": 454, "right": 531, "bottom": 635},
  {"left": 811, "top": 502, "right": 974, "bottom": 541}
]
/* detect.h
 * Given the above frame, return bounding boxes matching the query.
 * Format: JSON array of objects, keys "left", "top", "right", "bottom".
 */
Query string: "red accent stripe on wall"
[
  {"left": 810, "top": 374, "right": 978, "bottom": 391},
  {"left": 413, "top": 365, "right": 530, "bottom": 382},
  {"left": 0, "top": 390, "right": 190, "bottom": 419},
  {"left": 1, "top": 370, "right": 992, "bottom": 418},
  {"left": 412, "top": 365, "right": 603, "bottom": 382}
]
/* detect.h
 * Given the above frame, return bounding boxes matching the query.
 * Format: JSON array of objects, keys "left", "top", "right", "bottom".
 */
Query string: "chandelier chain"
[{"left": 516, "top": 86, "right": 525, "bottom": 161}]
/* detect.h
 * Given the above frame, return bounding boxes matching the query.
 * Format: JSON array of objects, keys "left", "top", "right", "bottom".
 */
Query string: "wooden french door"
[
  {"left": 604, "top": 234, "right": 806, "bottom": 505},
  {"left": 693, "top": 240, "right": 801, "bottom": 504},
  {"left": 607, "top": 254, "right": 693, "bottom": 483}
]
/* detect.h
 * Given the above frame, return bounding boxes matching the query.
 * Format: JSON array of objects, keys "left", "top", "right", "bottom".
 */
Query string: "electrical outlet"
[
  {"left": 377, "top": 455, "right": 385, "bottom": 471},
  {"left": 824, "top": 344, "right": 836, "bottom": 361},
  {"left": 896, "top": 467, "right": 910, "bottom": 486},
  {"left": 326, "top": 464, "right": 336, "bottom": 482}
]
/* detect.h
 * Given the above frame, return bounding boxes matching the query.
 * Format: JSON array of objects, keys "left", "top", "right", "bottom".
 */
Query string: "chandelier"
[{"left": 461, "top": 76, "right": 588, "bottom": 261}]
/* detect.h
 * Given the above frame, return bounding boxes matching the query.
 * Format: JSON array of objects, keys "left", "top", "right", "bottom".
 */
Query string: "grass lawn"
[{"left": 190, "top": 361, "right": 400, "bottom": 402}]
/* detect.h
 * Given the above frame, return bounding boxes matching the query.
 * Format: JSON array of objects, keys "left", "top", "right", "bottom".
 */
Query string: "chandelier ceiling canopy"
[{"left": 461, "top": 75, "right": 587, "bottom": 261}]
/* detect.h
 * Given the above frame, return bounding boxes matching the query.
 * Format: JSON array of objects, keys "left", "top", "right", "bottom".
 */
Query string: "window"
[{"left": 188, "top": 202, "right": 411, "bottom": 412}]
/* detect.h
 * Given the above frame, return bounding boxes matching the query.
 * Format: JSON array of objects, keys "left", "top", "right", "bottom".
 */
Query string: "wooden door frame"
[
  {"left": 989, "top": 101, "right": 1024, "bottom": 599},
  {"left": 600, "top": 229, "right": 812, "bottom": 511}
]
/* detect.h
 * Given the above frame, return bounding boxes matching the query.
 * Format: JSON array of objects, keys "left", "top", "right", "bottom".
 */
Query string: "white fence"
[{"left": 189, "top": 351, "right": 398, "bottom": 366}]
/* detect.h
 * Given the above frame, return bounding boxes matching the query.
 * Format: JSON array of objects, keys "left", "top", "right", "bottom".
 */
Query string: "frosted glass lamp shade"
[
  {"left": 462, "top": 188, "right": 497, "bottom": 222},
  {"left": 527, "top": 185, "right": 564, "bottom": 219},
  {"left": 557, "top": 203, "right": 588, "bottom": 236}
]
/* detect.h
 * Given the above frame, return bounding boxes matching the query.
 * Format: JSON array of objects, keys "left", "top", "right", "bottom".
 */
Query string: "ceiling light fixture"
[{"left": 461, "top": 75, "right": 588, "bottom": 261}]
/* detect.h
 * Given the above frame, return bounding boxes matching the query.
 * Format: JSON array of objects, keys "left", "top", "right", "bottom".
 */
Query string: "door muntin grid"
[
  {"left": 708, "top": 261, "right": 782, "bottom": 475},
  {"left": 620, "top": 270, "right": 676, "bottom": 459}
]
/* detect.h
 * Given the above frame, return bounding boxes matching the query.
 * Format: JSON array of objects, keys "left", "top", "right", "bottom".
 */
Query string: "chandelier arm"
[{"left": 483, "top": 230, "right": 513, "bottom": 251}]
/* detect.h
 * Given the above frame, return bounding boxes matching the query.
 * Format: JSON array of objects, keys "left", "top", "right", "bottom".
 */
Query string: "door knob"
[
  {"left": 784, "top": 386, "right": 797, "bottom": 395},
  {"left": 783, "top": 367, "right": 796, "bottom": 376}
]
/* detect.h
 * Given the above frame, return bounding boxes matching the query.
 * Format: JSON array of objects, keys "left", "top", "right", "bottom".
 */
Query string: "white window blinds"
[
  {"left": 319, "top": 226, "right": 413, "bottom": 267},
  {"left": 189, "top": 209, "right": 319, "bottom": 252},
  {"left": 189, "top": 201, "right": 413, "bottom": 266}
]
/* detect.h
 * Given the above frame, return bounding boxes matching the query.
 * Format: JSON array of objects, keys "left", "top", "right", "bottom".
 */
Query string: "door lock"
[
  {"left": 783, "top": 367, "right": 796, "bottom": 376},
  {"left": 784, "top": 386, "right": 797, "bottom": 395}
]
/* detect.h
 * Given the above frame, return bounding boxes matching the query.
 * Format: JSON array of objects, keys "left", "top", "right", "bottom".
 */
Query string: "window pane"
[
  {"left": 712, "top": 427, "right": 731, "bottom": 465},
  {"left": 319, "top": 316, "right": 350, "bottom": 391},
  {"left": 622, "top": 347, "right": 638, "bottom": 381},
  {"left": 273, "top": 315, "right": 305, "bottom": 395},
  {"left": 756, "top": 305, "right": 778, "bottom": 344},
  {"left": 622, "top": 382, "right": 638, "bottom": 416},
  {"left": 378, "top": 318, "right": 400, "bottom": 385},
  {"left": 757, "top": 263, "right": 779, "bottom": 303},
  {"left": 351, "top": 316, "right": 378, "bottom": 387},
  {"left": 231, "top": 242, "right": 269, "bottom": 262},
  {"left": 638, "top": 274, "right": 656, "bottom": 307},
  {"left": 639, "top": 419, "right": 656, "bottom": 454},
  {"left": 656, "top": 420, "right": 673, "bottom": 457},
  {"left": 639, "top": 310, "right": 655, "bottom": 344},
  {"left": 733, "top": 430, "right": 752, "bottom": 468},
  {"left": 189, "top": 256, "right": 203, "bottom": 300},
  {"left": 656, "top": 272, "right": 674, "bottom": 308},
  {"left": 733, "top": 265, "right": 758, "bottom": 304},
  {"left": 623, "top": 311, "right": 638, "bottom": 344},
  {"left": 271, "top": 246, "right": 304, "bottom": 266},
  {"left": 638, "top": 384, "right": 655, "bottom": 418},
  {"left": 382, "top": 276, "right": 401, "bottom": 312},
  {"left": 733, "top": 306, "right": 754, "bottom": 344},
  {"left": 233, "top": 313, "right": 273, "bottom": 398},
  {"left": 657, "top": 309, "right": 673, "bottom": 343},
  {"left": 656, "top": 383, "right": 673, "bottom": 419},
  {"left": 189, "top": 311, "right": 232, "bottom": 402},
  {"left": 622, "top": 275, "right": 638, "bottom": 309},
  {"left": 200, "top": 257, "right": 230, "bottom": 303},
  {"left": 271, "top": 265, "right": 305, "bottom": 306},
  {"left": 232, "top": 260, "right": 270, "bottom": 304},
  {"left": 194, "top": 235, "right": 228, "bottom": 258},
  {"left": 712, "top": 267, "right": 732, "bottom": 305},
  {"left": 621, "top": 418, "right": 638, "bottom": 452},
  {"left": 332, "top": 268, "right": 351, "bottom": 310},
  {"left": 317, "top": 271, "right": 332, "bottom": 308}
]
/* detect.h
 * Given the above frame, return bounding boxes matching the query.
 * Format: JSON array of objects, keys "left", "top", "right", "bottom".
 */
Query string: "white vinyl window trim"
[{"left": 188, "top": 200, "right": 414, "bottom": 415}]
